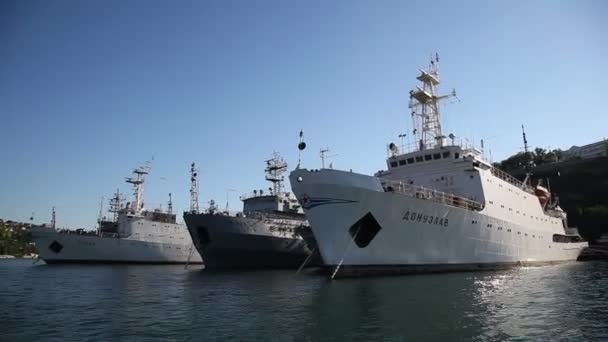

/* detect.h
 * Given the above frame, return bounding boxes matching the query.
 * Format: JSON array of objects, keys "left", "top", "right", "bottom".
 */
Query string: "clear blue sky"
[{"left": 1, "top": 0, "right": 606, "bottom": 228}]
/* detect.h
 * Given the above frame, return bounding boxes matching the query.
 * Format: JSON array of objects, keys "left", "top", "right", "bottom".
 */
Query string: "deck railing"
[
  {"left": 380, "top": 180, "right": 484, "bottom": 211},
  {"left": 490, "top": 167, "right": 534, "bottom": 193}
]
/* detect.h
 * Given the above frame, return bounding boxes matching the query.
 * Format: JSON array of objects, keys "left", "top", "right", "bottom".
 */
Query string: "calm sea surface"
[{"left": 1, "top": 259, "right": 607, "bottom": 341}]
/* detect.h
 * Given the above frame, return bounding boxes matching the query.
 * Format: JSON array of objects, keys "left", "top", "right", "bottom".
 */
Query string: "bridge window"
[
  {"left": 399, "top": 159, "right": 406, "bottom": 166},
  {"left": 442, "top": 151, "right": 450, "bottom": 158},
  {"left": 433, "top": 153, "right": 441, "bottom": 160},
  {"left": 454, "top": 153, "right": 460, "bottom": 159},
  {"left": 425, "top": 154, "right": 432, "bottom": 161},
  {"left": 390, "top": 161, "right": 398, "bottom": 167},
  {"left": 416, "top": 156, "right": 423, "bottom": 162},
  {"left": 407, "top": 158, "right": 415, "bottom": 164}
]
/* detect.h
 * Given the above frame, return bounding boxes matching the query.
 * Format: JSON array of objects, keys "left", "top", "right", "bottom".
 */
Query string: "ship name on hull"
[{"left": 402, "top": 211, "right": 448, "bottom": 227}]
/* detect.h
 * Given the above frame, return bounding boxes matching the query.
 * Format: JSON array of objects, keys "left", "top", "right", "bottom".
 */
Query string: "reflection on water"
[{"left": 1, "top": 260, "right": 607, "bottom": 341}]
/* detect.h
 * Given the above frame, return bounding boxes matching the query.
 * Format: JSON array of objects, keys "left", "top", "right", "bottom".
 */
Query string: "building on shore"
[{"left": 564, "top": 139, "right": 608, "bottom": 160}]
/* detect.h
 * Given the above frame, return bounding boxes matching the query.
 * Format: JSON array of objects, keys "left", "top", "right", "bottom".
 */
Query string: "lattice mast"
[
  {"left": 126, "top": 165, "right": 149, "bottom": 214},
  {"left": 409, "top": 53, "right": 456, "bottom": 151},
  {"left": 265, "top": 152, "right": 288, "bottom": 195},
  {"left": 189, "top": 162, "right": 200, "bottom": 213},
  {"left": 108, "top": 189, "right": 125, "bottom": 222}
]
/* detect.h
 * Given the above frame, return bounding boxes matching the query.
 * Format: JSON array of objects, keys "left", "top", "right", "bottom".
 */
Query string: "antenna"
[
  {"left": 225, "top": 188, "right": 236, "bottom": 212},
  {"left": 51, "top": 207, "right": 56, "bottom": 229},
  {"left": 265, "top": 152, "right": 288, "bottom": 194},
  {"left": 297, "top": 130, "right": 306, "bottom": 168},
  {"left": 167, "top": 193, "right": 173, "bottom": 215},
  {"left": 189, "top": 162, "right": 200, "bottom": 213},
  {"left": 319, "top": 147, "right": 337, "bottom": 169},
  {"left": 408, "top": 53, "right": 457, "bottom": 151}
]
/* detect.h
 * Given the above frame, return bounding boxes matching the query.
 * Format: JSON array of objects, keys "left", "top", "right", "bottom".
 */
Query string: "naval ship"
[
  {"left": 289, "top": 55, "right": 588, "bottom": 278},
  {"left": 183, "top": 153, "right": 315, "bottom": 269},
  {"left": 31, "top": 165, "right": 203, "bottom": 264}
]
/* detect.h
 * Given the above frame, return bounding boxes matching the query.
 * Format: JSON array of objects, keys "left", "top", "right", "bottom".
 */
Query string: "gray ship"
[{"left": 183, "top": 153, "right": 315, "bottom": 269}]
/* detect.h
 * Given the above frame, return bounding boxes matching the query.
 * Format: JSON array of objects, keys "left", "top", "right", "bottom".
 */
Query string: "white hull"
[
  {"left": 290, "top": 169, "right": 587, "bottom": 275},
  {"left": 32, "top": 226, "right": 203, "bottom": 264}
]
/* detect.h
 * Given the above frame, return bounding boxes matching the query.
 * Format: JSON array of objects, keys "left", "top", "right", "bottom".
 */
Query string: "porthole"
[{"left": 297, "top": 176, "right": 303, "bottom": 182}]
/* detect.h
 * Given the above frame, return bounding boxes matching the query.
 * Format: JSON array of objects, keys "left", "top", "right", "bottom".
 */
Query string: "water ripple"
[{"left": 1, "top": 260, "right": 607, "bottom": 341}]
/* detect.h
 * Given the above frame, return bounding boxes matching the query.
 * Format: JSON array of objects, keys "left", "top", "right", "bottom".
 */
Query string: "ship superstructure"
[
  {"left": 31, "top": 165, "right": 203, "bottom": 264},
  {"left": 184, "top": 153, "right": 315, "bottom": 269},
  {"left": 289, "top": 56, "right": 587, "bottom": 278}
]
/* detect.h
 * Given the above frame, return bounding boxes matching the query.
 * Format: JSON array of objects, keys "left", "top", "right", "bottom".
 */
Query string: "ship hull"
[
  {"left": 290, "top": 169, "right": 587, "bottom": 277},
  {"left": 184, "top": 213, "right": 312, "bottom": 269},
  {"left": 31, "top": 227, "right": 203, "bottom": 264}
]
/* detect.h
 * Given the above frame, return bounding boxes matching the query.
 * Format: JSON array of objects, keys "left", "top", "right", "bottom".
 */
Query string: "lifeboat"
[{"left": 535, "top": 185, "right": 551, "bottom": 208}]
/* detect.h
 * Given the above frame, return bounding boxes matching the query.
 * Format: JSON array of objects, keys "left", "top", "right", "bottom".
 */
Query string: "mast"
[
  {"left": 320, "top": 148, "right": 329, "bottom": 169},
  {"left": 521, "top": 124, "right": 533, "bottom": 189},
  {"left": 97, "top": 196, "right": 104, "bottom": 229},
  {"left": 265, "top": 152, "right": 288, "bottom": 195},
  {"left": 108, "top": 189, "right": 125, "bottom": 222},
  {"left": 125, "top": 165, "right": 149, "bottom": 215},
  {"left": 297, "top": 130, "right": 306, "bottom": 168},
  {"left": 51, "top": 207, "right": 56, "bottom": 229},
  {"left": 168, "top": 193, "right": 173, "bottom": 215},
  {"left": 189, "top": 162, "right": 200, "bottom": 213},
  {"left": 409, "top": 53, "right": 457, "bottom": 151},
  {"left": 522, "top": 124, "right": 530, "bottom": 154}
]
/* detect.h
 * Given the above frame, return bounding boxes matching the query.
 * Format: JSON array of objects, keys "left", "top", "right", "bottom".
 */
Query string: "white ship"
[
  {"left": 184, "top": 154, "right": 316, "bottom": 269},
  {"left": 289, "top": 55, "right": 588, "bottom": 277},
  {"left": 31, "top": 165, "right": 203, "bottom": 264}
]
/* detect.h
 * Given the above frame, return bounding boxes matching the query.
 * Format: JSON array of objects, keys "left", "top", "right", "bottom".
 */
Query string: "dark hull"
[{"left": 184, "top": 213, "right": 315, "bottom": 269}]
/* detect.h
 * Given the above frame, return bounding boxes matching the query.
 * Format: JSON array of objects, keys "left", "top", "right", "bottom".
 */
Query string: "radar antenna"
[
  {"left": 265, "top": 152, "right": 288, "bottom": 195},
  {"left": 408, "top": 53, "right": 457, "bottom": 151},
  {"left": 189, "top": 162, "right": 200, "bottom": 213}
]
